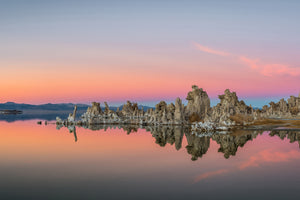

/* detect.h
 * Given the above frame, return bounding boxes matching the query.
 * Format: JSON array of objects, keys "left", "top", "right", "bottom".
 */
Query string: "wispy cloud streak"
[
  {"left": 239, "top": 56, "right": 300, "bottom": 77},
  {"left": 193, "top": 169, "right": 229, "bottom": 183},
  {"left": 239, "top": 149, "right": 300, "bottom": 170},
  {"left": 193, "top": 42, "right": 230, "bottom": 57},
  {"left": 193, "top": 42, "right": 300, "bottom": 77}
]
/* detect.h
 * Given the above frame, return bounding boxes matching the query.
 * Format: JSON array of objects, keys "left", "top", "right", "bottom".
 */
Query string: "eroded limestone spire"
[{"left": 185, "top": 85, "right": 210, "bottom": 120}]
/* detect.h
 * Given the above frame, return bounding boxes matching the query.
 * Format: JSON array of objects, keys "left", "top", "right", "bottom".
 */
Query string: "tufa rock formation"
[
  {"left": 174, "top": 98, "right": 185, "bottom": 124},
  {"left": 87, "top": 102, "right": 102, "bottom": 116},
  {"left": 121, "top": 101, "right": 139, "bottom": 116},
  {"left": 67, "top": 105, "right": 77, "bottom": 123},
  {"left": 205, "top": 89, "right": 254, "bottom": 126},
  {"left": 56, "top": 85, "right": 300, "bottom": 130},
  {"left": 185, "top": 85, "right": 210, "bottom": 121},
  {"left": 259, "top": 95, "right": 300, "bottom": 118},
  {"left": 141, "top": 99, "right": 185, "bottom": 125}
]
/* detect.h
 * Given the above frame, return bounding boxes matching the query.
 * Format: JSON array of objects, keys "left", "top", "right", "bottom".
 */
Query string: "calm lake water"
[{"left": 0, "top": 120, "right": 300, "bottom": 200}]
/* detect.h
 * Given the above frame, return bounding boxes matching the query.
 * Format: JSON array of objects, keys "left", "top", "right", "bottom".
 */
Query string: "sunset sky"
[{"left": 1, "top": 0, "right": 299, "bottom": 107}]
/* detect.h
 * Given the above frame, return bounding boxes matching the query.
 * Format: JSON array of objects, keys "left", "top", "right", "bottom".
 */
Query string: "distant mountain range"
[
  {"left": 0, "top": 102, "right": 154, "bottom": 111},
  {"left": 0, "top": 102, "right": 154, "bottom": 122},
  {"left": 0, "top": 102, "right": 89, "bottom": 111}
]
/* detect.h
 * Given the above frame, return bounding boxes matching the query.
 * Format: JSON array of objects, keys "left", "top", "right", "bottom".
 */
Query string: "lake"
[{"left": 0, "top": 120, "right": 299, "bottom": 200}]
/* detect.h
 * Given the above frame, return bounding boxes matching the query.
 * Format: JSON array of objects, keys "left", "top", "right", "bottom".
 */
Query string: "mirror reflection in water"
[
  {"left": 58, "top": 123, "right": 300, "bottom": 161},
  {"left": 1, "top": 121, "right": 300, "bottom": 200}
]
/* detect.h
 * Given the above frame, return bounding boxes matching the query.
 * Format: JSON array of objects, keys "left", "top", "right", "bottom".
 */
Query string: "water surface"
[{"left": 0, "top": 121, "right": 299, "bottom": 200}]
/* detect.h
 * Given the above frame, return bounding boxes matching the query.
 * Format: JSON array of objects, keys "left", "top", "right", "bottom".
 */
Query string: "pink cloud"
[
  {"left": 193, "top": 169, "right": 229, "bottom": 183},
  {"left": 192, "top": 149, "right": 300, "bottom": 183},
  {"left": 193, "top": 42, "right": 230, "bottom": 57},
  {"left": 239, "top": 149, "right": 300, "bottom": 170},
  {"left": 193, "top": 42, "right": 300, "bottom": 77},
  {"left": 239, "top": 56, "right": 300, "bottom": 77}
]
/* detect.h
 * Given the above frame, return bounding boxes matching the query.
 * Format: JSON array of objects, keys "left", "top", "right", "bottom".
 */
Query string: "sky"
[{"left": 0, "top": 0, "right": 299, "bottom": 107}]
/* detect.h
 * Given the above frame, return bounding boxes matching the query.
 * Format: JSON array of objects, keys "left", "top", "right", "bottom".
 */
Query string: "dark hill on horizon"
[
  {"left": 0, "top": 102, "right": 154, "bottom": 111},
  {"left": 0, "top": 102, "right": 89, "bottom": 111},
  {"left": 0, "top": 102, "right": 154, "bottom": 122}
]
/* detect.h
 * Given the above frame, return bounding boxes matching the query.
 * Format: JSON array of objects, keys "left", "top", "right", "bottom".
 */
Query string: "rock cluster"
[
  {"left": 88, "top": 102, "right": 102, "bottom": 115},
  {"left": 120, "top": 101, "right": 140, "bottom": 116},
  {"left": 56, "top": 85, "right": 300, "bottom": 130},
  {"left": 62, "top": 98, "right": 185, "bottom": 126},
  {"left": 259, "top": 95, "right": 300, "bottom": 118},
  {"left": 146, "top": 101, "right": 172, "bottom": 124},
  {"left": 144, "top": 98, "right": 186, "bottom": 125},
  {"left": 80, "top": 102, "right": 120, "bottom": 125},
  {"left": 57, "top": 85, "right": 210, "bottom": 126},
  {"left": 205, "top": 89, "right": 254, "bottom": 126}
]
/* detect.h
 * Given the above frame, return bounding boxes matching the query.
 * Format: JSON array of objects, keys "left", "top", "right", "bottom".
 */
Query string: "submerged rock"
[
  {"left": 56, "top": 117, "right": 63, "bottom": 124},
  {"left": 191, "top": 122, "right": 216, "bottom": 133}
]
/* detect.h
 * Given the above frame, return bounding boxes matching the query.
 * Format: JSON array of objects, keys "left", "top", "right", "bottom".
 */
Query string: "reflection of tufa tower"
[
  {"left": 211, "top": 131, "right": 260, "bottom": 159},
  {"left": 174, "top": 127, "right": 184, "bottom": 150},
  {"left": 68, "top": 126, "right": 77, "bottom": 142},
  {"left": 270, "top": 130, "right": 300, "bottom": 148},
  {"left": 152, "top": 126, "right": 175, "bottom": 147},
  {"left": 185, "top": 133, "right": 210, "bottom": 161},
  {"left": 149, "top": 126, "right": 185, "bottom": 151}
]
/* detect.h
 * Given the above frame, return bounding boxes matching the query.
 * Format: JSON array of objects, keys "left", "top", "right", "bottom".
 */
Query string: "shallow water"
[{"left": 0, "top": 120, "right": 300, "bottom": 200}]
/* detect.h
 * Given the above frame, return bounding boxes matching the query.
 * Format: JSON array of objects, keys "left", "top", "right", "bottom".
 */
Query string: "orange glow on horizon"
[{"left": 1, "top": 47, "right": 299, "bottom": 104}]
